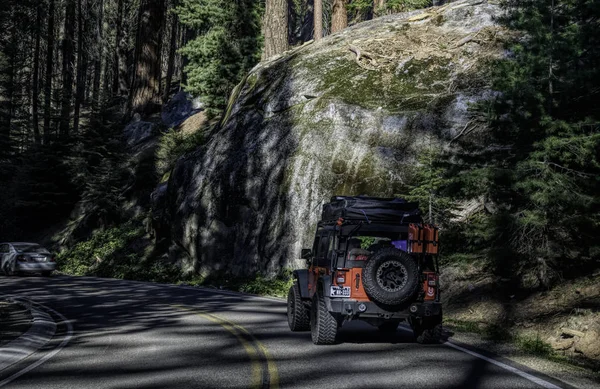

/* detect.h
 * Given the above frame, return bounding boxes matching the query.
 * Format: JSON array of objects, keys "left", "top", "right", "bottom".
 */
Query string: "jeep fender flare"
[
  {"left": 293, "top": 269, "right": 310, "bottom": 299},
  {"left": 317, "top": 275, "right": 334, "bottom": 312}
]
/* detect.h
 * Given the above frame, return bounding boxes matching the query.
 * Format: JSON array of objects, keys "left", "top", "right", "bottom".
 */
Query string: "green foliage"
[
  {"left": 239, "top": 270, "right": 294, "bottom": 298},
  {"left": 386, "top": 0, "right": 432, "bottom": 13},
  {"left": 181, "top": 269, "right": 294, "bottom": 297},
  {"left": 347, "top": 0, "right": 373, "bottom": 21},
  {"left": 57, "top": 222, "right": 181, "bottom": 282},
  {"left": 177, "top": 0, "right": 262, "bottom": 118},
  {"left": 516, "top": 334, "right": 554, "bottom": 357},
  {"left": 156, "top": 128, "right": 205, "bottom": 178},
  {"left": 357, "top": 236, "right": 376, "bottom": 249},
  {"left": 402, "top": 137, "right": 456, "bottom": 226},
  {"left": 57, "top": 223, "right": 145, "bottom": 276},
  {"left": 446, "top": 319, "right": 512, "bottom": 342},
  {"left": 347, "top": 0, "right": 431, "bottom": 21},
  {"left": 450, "top": 0, "right": 600, "bottom": 284}
]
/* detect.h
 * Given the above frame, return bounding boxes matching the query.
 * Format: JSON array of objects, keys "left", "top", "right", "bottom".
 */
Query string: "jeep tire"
[
  {"left": 287, "top": 282, "right": 310, "bottom": 331},
  {"left": 411, "top": 316, "right": 443, "bottom": 344},
  {"left": 362, "top": 248, "right": 419, "bottom": 307},
  {"left": 310, "top": 290, "right": 338, "bottom": 345}
]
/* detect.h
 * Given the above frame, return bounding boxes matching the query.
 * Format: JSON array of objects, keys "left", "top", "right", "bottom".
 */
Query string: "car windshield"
[{"left": 12, "top": 244, "right": 50, "bottom": 254}]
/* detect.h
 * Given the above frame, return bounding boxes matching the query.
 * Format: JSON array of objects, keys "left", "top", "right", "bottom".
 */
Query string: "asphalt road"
[{"left": 0, "top": 275, "right": 571, "bottom": 389}]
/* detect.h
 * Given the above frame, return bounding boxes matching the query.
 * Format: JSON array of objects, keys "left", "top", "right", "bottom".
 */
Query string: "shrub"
[
  {"left": 155, "top": 128, "right": 204, "bottom": 178},
  {"left": 57, "top": 223, "right": 144, "bottom": 276}
]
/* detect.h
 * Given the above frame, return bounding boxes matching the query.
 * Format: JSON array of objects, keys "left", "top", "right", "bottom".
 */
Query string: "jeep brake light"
[{"left": 427, "top": 273, "right": 437, "bottom": 286}]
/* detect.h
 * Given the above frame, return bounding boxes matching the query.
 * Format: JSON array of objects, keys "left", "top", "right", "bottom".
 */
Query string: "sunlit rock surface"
[{"left": 167, "top": 0, "right": 505, "bottom": 276}]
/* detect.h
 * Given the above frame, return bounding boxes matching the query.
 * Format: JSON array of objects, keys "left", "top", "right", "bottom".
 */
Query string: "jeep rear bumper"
[{"left": 328, "top": 299, "right": 442, "bottom": 321}]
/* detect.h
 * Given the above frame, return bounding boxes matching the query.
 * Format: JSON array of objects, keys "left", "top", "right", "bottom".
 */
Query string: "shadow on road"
[{"left": 0, "top": 275, "right": 556, "bottom": 389}]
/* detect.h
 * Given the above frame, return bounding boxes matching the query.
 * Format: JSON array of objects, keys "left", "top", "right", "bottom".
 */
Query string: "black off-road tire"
[
  {"left": 378, "top": 320, "right": 400, "bottom": 333},
  {"left": 310, "top": 290, "right": 338, "bottom": 345},
  {"left": 5, "top": 265, "right": 15, "bottom": 277},
  {"left": 414, "top": 323, "right": 443, "bottom": 344},
  {"left": 287, "top": 283, "right": 310, "bottom": 331},
  {"left": 362, "top": 248, "right": 419, "bottom": 307}
]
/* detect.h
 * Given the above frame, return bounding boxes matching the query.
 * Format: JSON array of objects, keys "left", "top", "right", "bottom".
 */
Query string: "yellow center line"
[{"left": 173, "top": 305, "right": 279, "bottom": 389}]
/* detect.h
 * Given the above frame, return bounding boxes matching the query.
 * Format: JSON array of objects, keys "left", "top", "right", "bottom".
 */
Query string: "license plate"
[{"left": 330, "top": 286, "right": 350, "bottom": 298}]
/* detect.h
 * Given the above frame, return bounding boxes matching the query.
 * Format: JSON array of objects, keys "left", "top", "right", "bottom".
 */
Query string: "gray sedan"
[{"left": 0, "top": 242, "right": 56, "bottom": 276}]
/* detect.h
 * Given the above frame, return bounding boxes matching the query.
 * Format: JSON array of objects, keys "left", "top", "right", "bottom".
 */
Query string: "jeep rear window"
[{"left": 13, "top": 244, "right": 50, "bottom": 254}]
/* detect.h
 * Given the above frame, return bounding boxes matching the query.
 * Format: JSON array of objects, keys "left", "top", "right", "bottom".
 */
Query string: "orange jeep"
[{"left": 287, "top": 196, "right": 442, "bottom": 345}]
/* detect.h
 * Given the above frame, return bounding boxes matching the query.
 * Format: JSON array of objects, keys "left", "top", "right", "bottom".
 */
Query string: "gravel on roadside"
[{"left": 447, "top": 328, "right": 600, "bottom": 389}]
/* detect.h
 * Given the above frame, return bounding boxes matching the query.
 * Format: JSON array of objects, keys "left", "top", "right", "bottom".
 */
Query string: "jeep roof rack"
[{"left": 321, "top": 196, "right": 421, "bottom": 224}]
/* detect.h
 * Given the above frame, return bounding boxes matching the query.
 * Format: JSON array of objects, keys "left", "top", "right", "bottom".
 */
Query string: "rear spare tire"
[{"left": 362, "top": 247, "right": 419, "bottom": 307}]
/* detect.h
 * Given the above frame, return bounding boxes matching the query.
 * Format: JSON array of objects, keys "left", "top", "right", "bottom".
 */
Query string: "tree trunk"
[
  {"left": 59, "top": 0, "right": 76, "bottom": 139},
  {"left": 0, "top": 11, "right": 17, "bottom": 154},
  {"left": 263, "top": 0, "right": 289, "bottom": 59},
  {"left": 31, "top": 2, "right": 43, "bottom": 145},
  {"left": 374, "top": 0, "right": 386, "bottom": 16},
  {"left": 331, "top": 0, "right": 347, "bottom": 33},
  {"left": 92, "top": 0, "right": 104, "bottom": 115},
  {"left": 112, "top": 0, "right": 124, "bottom": 96},
  {"left": 74, "top": 0, "right": 88, "bottom": 134},
  {"left": 181, "top": 27, "right": 193, "bottom": 86},
  {"left": 163, "top": 9, "right": 179, "bottom": 102},
  {"left": 43, "top": 0, "right": 56, "bottom": 144},
  {"left": 130, "top": 0, "right": 165, "bottom": 116},
  {"left": 314, "top": 0, "right": 323, "bottom": 41}
]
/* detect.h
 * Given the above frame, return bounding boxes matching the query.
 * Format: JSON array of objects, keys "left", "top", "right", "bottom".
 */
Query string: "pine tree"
[
  {"left": 59, "top": 0, "right": 76, "bottom": 138},
  {"left": 404, "top": 136, "right": 455, "bottom": 226},
  {"left": 176, "top": 0, "right": 262, "bottom": 117},
  {"left": 460, "top": 0, "right": 600, "bottom": 285}
]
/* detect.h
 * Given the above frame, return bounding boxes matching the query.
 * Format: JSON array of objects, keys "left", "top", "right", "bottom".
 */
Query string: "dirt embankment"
[{"left": 441, "top": 261, "right": 600, "bottom": 369}]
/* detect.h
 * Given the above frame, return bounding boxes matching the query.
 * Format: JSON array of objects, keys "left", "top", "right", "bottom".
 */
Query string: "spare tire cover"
[{"left": 362, "top": 247, "right": 419, "bottom": 307}]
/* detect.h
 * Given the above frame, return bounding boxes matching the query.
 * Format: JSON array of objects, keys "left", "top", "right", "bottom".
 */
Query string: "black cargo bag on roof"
[{"left": 321, "top": 196, "right": 421, "bottom": 222}]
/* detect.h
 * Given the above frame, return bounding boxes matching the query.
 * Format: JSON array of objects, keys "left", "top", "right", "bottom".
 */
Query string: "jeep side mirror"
[{"left": 301, "top": 249, "right": 312, "bottom": 259}]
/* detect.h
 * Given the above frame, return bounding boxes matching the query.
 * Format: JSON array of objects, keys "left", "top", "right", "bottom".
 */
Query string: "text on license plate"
[{"left": 330, "top": 286, "right": 350, "bottom": 297}]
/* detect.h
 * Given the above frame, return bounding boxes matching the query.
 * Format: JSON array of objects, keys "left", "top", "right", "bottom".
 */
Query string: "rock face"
[
  {"left": 166, "top": 0, "right": 505, "bottom": 276},
  {"left": 161, "top": 91, "right": 203, "bottom": 129}
]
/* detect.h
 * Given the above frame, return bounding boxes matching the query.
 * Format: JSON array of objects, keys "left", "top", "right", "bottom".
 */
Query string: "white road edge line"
[
  {"left": 445, "top": 341, "right": 563, "bottom": 389},
  {"left": 52, "top": 276, "right": 565, "bottom": 388},
  {"left": 170, "top": 281, "right": 565, "bottom": 389},
  {"left": 397, "top": 326, "right": 563, "bottom": 389},
  {"left": 0, "top": 299, "right": 73, "bottom": 388}
]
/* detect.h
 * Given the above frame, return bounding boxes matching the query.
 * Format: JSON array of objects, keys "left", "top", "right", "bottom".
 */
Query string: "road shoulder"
[
  {"left": 0, "top": 299, "right": 56, "bottom": 373},
  {"left": 447, "top": 329, "right": 600, "bottom": 389}
]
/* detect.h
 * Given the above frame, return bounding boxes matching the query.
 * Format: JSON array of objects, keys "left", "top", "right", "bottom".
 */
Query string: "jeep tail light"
[
  {"left": 423, "top": 272, "right": 437, "bottom": 301},
  {"left": 427, "top": 273, "right": 437, "bottom": 286}
]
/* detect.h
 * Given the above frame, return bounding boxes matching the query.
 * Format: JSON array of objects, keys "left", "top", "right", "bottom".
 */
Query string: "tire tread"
[
  {"left": 310, "top": 291, "right": 337, "bottom": 345},
  {"left": 287, "top": 283, "right": 310, "bottom": 331}
]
